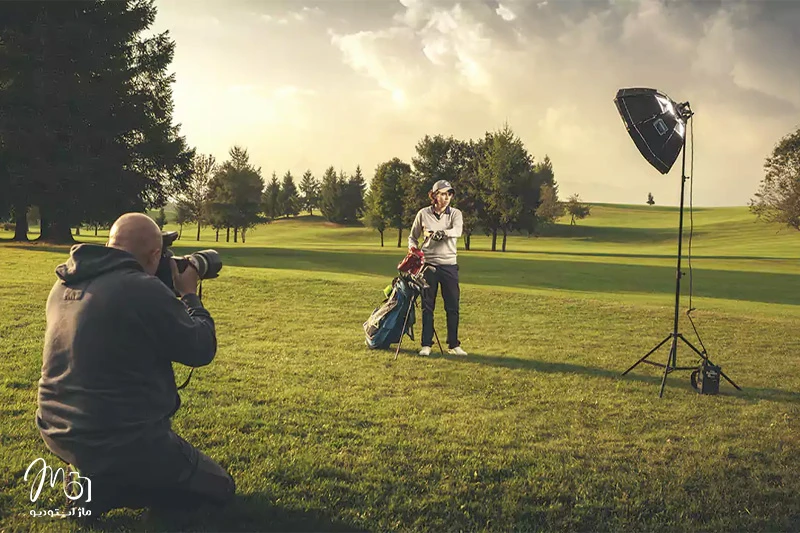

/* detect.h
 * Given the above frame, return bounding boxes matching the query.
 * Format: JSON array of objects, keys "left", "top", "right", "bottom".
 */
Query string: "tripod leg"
[
  {"left": 659, "top": 337, "right": 678, "bottom": 398},
  {"left": 718, "top": 370, "right": 742, "bottom": 391},
  {"left": 394, "top": 294, "right": 416, "bottom": 361},
  {"left": 622, "top": 335, "right": 671, "bottom": 375},
  {"left": 678, "top": 335, "right": 742, "bottom": 390},
  {"left": 433, "top": 327, "right": 444, "bottom": 355}
]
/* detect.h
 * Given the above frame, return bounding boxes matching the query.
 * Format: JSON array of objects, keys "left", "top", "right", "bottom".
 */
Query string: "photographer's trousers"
[
  {"left": 421, "top": 263, "right": 461, "bottom": 349},
  {"left": 69, "top": 430, "right": 235, "bottom": 515}
]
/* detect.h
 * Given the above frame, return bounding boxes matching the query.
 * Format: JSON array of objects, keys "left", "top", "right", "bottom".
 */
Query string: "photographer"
[
  {"left": 36, "top": 213, "right": 234, "bottom": 516},
  {"left": 408, "top": 180, "right": 468, "bottom": 357}
]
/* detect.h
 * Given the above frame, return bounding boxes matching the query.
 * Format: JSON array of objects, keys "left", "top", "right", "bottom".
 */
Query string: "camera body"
[{"left": 155, "top": 231, "right": 222, "bottom": 294}]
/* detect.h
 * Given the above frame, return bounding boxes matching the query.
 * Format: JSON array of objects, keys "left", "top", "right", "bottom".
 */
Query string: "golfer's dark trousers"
[
  {"left": 70, "top": 430, "right": 235, "bottom": 515},
  {"left": 421, "top": 263, "right": 460, "bottom": 349}
]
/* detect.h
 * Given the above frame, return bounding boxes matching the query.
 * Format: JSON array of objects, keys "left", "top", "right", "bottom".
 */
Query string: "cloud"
[
  {"left": 261, "top": 14, "right": 289, "bottom": 25},
  {"left": 261, "top": 6, "right": 323, "bottom": 25},
  {"left": 249, "top": 0, "right": 800, "bottom": 204},
  {"left": 496, "top": 3, "right": 516, "bottom": 22}
]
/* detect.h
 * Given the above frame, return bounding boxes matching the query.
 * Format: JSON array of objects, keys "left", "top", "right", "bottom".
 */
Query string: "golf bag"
[{"left": 364, "top": 276, "right": 416, "bottom": 349}]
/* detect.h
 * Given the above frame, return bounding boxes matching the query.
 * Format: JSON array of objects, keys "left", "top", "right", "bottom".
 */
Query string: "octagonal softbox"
[{"left": 614, "top": 88, "right": 687, "bottom": 174}]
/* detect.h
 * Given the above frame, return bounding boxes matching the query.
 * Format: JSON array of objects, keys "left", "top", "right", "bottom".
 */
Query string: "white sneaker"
[
  {"left": 448, "top": 346, "right": 468, "bottom": 356},
  {"left": 419, "top": 346, "right": 432, "bottom": 356}
]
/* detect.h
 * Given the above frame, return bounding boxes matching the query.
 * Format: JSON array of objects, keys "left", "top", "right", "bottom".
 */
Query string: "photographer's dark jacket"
[{"left": 36, "top": 244, "right": 217, "bottom": 474}]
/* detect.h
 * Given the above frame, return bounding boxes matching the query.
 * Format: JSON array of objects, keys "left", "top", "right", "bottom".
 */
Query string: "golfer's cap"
[{"left": 431, "top": 180, "right": 454, "bottom": 194}]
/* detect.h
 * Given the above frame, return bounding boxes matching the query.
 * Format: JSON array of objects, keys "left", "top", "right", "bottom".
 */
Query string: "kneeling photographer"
[{"left": 36, "top": 212, "right": 234, "bottom": 516}]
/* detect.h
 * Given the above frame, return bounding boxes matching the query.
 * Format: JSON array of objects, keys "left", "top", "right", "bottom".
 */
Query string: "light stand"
[{"left": 621, "top": 103, "right": 741, "bottom": 397}]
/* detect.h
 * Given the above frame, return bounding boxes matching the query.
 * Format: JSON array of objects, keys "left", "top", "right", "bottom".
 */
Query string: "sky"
[{"left": 150, "top": 0, "right": 800, "bottom": 207}]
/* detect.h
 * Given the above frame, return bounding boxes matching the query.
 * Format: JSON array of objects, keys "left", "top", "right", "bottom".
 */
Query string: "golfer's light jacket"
[{"left": 408, "top": 206, "right": 463, "bottom": 266}]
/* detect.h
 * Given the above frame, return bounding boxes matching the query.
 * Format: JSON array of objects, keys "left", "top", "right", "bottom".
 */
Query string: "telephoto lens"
[{"left": 185, "top": 250, "right": 222, "bottom": 279}]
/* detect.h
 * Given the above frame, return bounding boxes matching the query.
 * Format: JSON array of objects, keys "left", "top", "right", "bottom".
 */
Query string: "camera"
[{"left": 155, "top": 231, "right": 222, "bottom": 293}]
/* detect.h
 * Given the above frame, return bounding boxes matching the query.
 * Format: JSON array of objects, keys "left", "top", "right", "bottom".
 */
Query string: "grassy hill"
[{"left": 1, "top": 205, "right": 799, "bottom": 531}]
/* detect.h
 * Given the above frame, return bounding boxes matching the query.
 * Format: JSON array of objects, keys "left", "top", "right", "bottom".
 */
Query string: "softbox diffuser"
[{"left": 614, "top": 88, "right": 686, "bottom": 174}]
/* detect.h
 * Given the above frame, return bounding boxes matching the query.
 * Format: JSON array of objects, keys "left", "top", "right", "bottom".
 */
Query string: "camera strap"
[
  {"left": 177, "top": 368, "right": 194, "bottom": 390},
  {"left": 176, "top": 283, "right": 204, "bottom": 391}
]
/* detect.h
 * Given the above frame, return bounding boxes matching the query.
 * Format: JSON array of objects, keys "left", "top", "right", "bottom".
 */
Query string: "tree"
[
  {"left": 207, "top": 146, "right": 264, "bottom": 243},
  {"left": 535, "top": 184, "right": 564, "bottom": 227},
  {"left": 0, "top": 1, "right": 194, "bottom": 243},
  {"left": 319, "top": 166, "right": 343, "bottom": 223},
  {"left": 262, "top": 173, "right": 280, "bottom": 221},
  {"left": 279, "top": 171, "right": 300, "bottom": 217},
  {"left": 341, "top": 165, "right": 366, "bottom": 223},
  {"left": 518, "top": 154, "right": 557, "bottom": 236},
  {"left": 154, "top": 207, "right": 167, "bottom": 229},
  {"left": 455, "top": 137, "right": 489, "bottom": 251},
  {"left": 175, "top": 201, "right": 192, "bottom": 239},
  {"left": 647, "top": 192, "right": 655, "bottom": 206},
  {"left": 477, "top": 125, "right": 536, "bottom": 251},
  {"left": 566, "top": 194, "right": 591, "bottom": 225},
  {"left": 175, "top": 152, "right": 215, "bottom": 241},
  {"left": 363, "top": 189, "right": 386, "bottom": 246},
  {"left": 372, "top": 158, "right": 411, "bottom": 247},
  {"left": 299, "top": 170, "right": 319, "bottom": 215},
  {"left": 750, "top": 128, "right": 800, "bottom": 230}
]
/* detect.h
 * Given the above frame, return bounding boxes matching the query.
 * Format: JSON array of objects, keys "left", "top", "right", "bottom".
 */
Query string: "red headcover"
[{"left": 397, "top": 247, "right": 425, "bottom": 275}]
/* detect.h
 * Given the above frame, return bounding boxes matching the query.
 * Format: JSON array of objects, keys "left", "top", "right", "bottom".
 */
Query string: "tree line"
[
  {"left": 166, "top": 124, "right": 586, "bottom": 253},
  {"left": 169, "top": 147, "right": 367, "bottom": 243},
  {"left": 364, "top": 126, "right": 570, "bottom": 251}
]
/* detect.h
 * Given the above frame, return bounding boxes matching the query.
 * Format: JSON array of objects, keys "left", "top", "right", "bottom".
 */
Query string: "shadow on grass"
[
  {"left": 204, "top": 247, "right": 800, "bottom": 306},
  {"left": 90, "top": 493, "right": 361, "bottom": 532},
  {"left": 6, "top": 243, "right": 800, "bottom": 306},
  {"left": 415, "top": 350, "right": 800, "bottom": 404}
]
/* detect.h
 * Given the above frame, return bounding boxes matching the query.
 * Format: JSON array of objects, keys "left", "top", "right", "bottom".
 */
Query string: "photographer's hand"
[{"left": 171, "top": 258, "right": 200, "bottom": 296}]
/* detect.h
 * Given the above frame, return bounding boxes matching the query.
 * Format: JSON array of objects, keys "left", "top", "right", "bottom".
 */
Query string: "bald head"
[{"left": 107, "top": 213, "right": 163, "bottom": 275}]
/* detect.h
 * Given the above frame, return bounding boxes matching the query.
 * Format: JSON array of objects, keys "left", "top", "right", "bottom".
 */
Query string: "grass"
[{"left": 1, "top": 205, "right": 799, "bottom": 532}]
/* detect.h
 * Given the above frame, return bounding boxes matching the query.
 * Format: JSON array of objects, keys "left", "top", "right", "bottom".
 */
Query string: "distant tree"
[
  {"left": 154, "top": 207, "right": 167, "bottom": 229},
  {"left": 535, "top": 184, "right": 564, "bottom": 227},
  {"left": 521, "top": 154, "right": 558, "bottom": 235},
  {"left": 456, "top": 137, "right": 489, "bottom": 251},
  {"left": 750, "top": 127, "right": 800, "bottom": 230},
  {"left": 26, "top": 205, "right": 40, "bottom": 228},
  {"left": 341, "top": 165, "right": 366, "bottom": 223},
  {"left": 175, "top": 201, "right": 192, "bottom": 239},
  {"left": 319, "top": 166, "right": 343, "bottom": 223},
  {"left": 176, "top": 153, "right": 216, "bottom": 241},
  {"left": 566, "top": 194, "right": 591, "bottom": 225},
  {"left": 363, "top": 189, "right": 386, "bottom": 246},
  {"left": 373, "top": 158, "right": 411, "bottom": 246},
  {"left": 262, "top": 172, "right": 280, "bottom": 221},
  {"left": 299, "top": 170, "right": 320, "bottom": 215},
  {"left": 647, "top": 192, "right": 655, "bottom": 206},
  {"left": 478, "top": 124, "right": 536, "bottom": 251},
  {"left": 207, "top": 146, "right": 264, "bottom": 243},
  {"left": 279, "top": 171, "right": 300, "bottom": 217}
]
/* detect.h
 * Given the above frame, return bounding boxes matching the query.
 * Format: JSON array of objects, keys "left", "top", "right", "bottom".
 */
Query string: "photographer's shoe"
[
  {"left": 448, "top": 346, "right": 468, "bottom": 356},
  {"left": 419, "top": 346, "right": 431, "bottom": 356}
]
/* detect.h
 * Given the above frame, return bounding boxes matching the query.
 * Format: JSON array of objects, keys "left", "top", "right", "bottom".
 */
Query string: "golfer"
[{"left": 408, "top": 180, "right": 467, "bottom": 356}]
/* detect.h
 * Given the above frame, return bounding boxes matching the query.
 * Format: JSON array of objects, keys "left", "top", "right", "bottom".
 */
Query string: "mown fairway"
[{"left": 1, "top": 205, "right": 799, "bottom": 532}]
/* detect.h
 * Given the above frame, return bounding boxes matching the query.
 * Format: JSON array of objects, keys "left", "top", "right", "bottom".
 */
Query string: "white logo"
[{"left": 24, "top": 458, "right": 92, "bottom": 504}]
